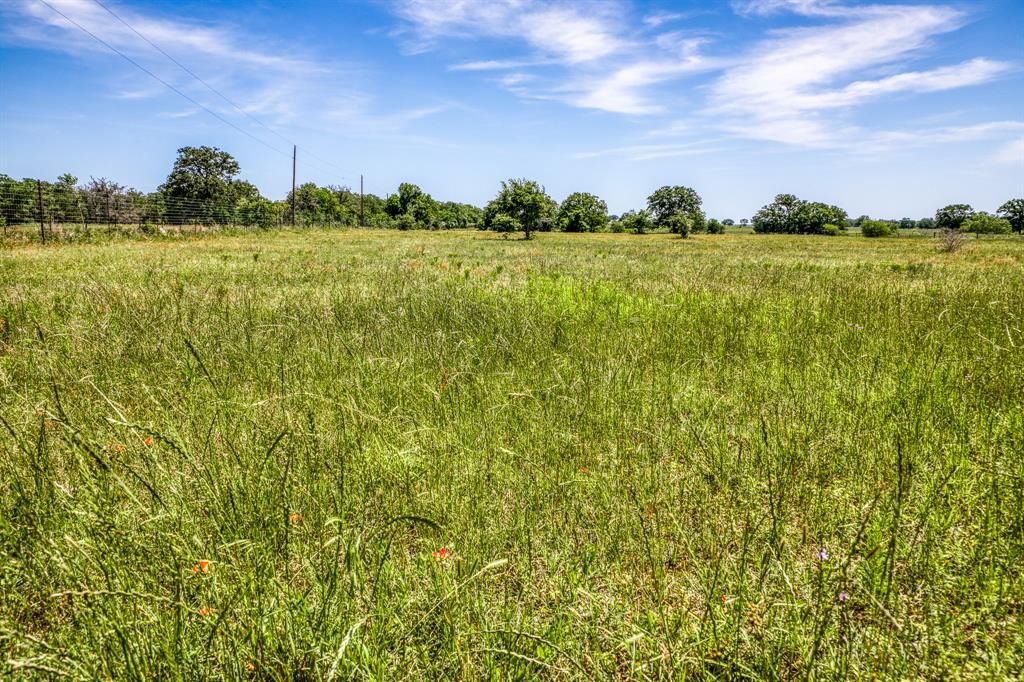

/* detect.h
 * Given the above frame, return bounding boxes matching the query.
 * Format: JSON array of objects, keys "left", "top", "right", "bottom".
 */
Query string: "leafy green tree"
[
  {"left": 557, "top": 192, "right": 608, "bottom": 233},
  {"left": 51, "top": 174, "right": 81, "bottom": 223},
  {"left": 898, "top": 217, "right": 916, "bottom": 230},
  {"left": 619, "top": 209, "right": 652, "bottom": 234},
  {"left": 160, "top": 146, "right": 241, "bottom": 224},
  {"left": 753, "top": 194, "right": 847, "bottom": 234},
  {"left": 997, "top": 199, "right": 1024, "bottom": 234},
  {"left": 484, "top": 179, "right": 556, "bottom": 239},
  {"left": 961, "top": 212, "right": 1011, "bottom": 235},
  {"left": 752, "top": 194, "right": 803, "bottom": 233},
  {"left": 384, "top": 183, "right": 438, "bottom": 228},
  {"left": 646, "top": 185, "right": 704, "bottom": 234},
  {"left": 935, "top": 204, "right": 973, "bottom": 230},
  {"left": 917, "top": 217, "right": 936, "bottom": 229},
  {"left": 722, "top": 218, "right": 735, "bottom": 226},
  {"left": 706, "top": 218, "right": 725, "bottom": 234}
]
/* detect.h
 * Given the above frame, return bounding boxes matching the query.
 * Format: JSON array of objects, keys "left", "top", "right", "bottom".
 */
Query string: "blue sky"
[{"left": 0, "top": 0, "right": 1021, "bottom": 219}]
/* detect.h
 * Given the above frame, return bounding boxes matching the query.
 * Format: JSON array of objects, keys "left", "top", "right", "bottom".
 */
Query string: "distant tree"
[
  {"left": 557, "top": 192, "right": 608, "bottom": 233},
  {"left": 160, "top": 146, "right": 241, "bottom": 224},
  {"left": 739, "top": 218, "right": 749, "bottom": 227},
  {"left": 706, "top": 218, "right": 725, "bottom": 234},
  {"left": 917, "top": 217, "right": 936, "bottom": 229},
  {"left": 722, "top": 218, "right": 735, "bottom": 226},
  {"left": 646, "top": 185, "right": 705, "bottom": 235},
  {"left": 51, "top": 173, "right": 81, "bottom": 223},
  {"left": 619, "top": 209, "right": 652, "bottom": 234},
  {"left": 898, "top": 217, "right": 916, "bottom": 230},
  {"left": 851, "top": 215, "right": 870, "bottom": 227},
  {"left": 753, "top": 194, "right": 847, "bottom": 234},
  {"left": 437, "top": 201, "right": 483, "bottom": 229},
  {"left": 961, "top": 212, "right": 1011, "bottom": 235},
  {"left": 484, "top": 179, "right": 556, "bottom": 239},
  {"left": 935, "top": 204, "right": 973, "bottom": 230},
  {"left": 798, "top": 202, "right": 848, "bottom": 234},
  {"left": 383, "top": 183, "right": 440, "bottom": 228},
  {"left": 997, "top": 199, "right": 1024, "bottom": 233}
]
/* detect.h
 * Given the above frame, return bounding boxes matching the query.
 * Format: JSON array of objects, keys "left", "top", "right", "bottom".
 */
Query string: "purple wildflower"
[
  {"left": 816, "top": 548, "right": 829, "bottom": 561},
  {"left": 838, "top": 592, "right": 849, "bottom": 603}
]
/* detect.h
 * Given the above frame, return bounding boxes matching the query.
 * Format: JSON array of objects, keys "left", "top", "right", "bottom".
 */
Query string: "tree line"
[{"left": 2, "top": 145, "right": 1021, "bottom": 238}]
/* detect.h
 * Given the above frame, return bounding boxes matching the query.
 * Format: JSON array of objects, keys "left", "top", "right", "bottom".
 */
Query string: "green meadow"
[{"left": 1, "top": 229, "right": 1022, "bottom": 679}]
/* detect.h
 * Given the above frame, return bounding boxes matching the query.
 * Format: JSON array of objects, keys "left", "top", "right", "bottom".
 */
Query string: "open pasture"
[{"left": 1, "top": 229, "right": 1022, "bottom": 679}]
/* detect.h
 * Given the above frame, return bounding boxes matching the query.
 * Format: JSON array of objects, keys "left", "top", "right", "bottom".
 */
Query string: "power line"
[
  {"left": 86, "top": 0, "right": 350, "bottom": 180},
  {"left": 37, "top": 0, "right": 289, "bottom": 157}
]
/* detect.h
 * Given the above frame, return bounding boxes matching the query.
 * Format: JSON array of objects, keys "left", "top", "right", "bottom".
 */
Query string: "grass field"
[{"left": 1, "top": 229, "right": 1022, "bottom": 679}]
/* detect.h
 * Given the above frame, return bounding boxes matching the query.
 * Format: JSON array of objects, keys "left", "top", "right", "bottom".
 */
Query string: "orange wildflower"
[
  {"left": 721, "top": 595, "right": 729, "bottom": 604},
  {"left": 432, "top": 547, "right": 451, "bottom": 560},
  {"left": 288, "top": 512, "right": 301, "bottom": 524},
  {"left": 191, "top": 559, "right": 211, "bottom": 574},
  {"left": 244, "top": 661, "right": 255, "bottom": 672},
  {"left": 143, "top": 436, "right": 155, "bottom": 446},
  {"left": 198, "top": 606, "right": 210, "bottom": 617}
]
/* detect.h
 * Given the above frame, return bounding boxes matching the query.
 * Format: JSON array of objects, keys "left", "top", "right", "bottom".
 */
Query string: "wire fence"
[{"left": 0, "top": 184, "right": 379, "bottom": 245}]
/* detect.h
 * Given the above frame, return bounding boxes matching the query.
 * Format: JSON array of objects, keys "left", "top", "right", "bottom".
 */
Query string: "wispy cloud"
[
  {"left": 709, "top": 1, "right": 1012, "bottom": 147},
  {"left": 992, "top": 137, "right": 1024, "bottom": 165},
  {"left": 392, "top": 0, "right": 715, "bottom": 114},
  {"left": 1, "top": 0, "right": 446, "bottom": 143},
  {"left": 392, "top": 0, "right": 629, "bottom": 64}
]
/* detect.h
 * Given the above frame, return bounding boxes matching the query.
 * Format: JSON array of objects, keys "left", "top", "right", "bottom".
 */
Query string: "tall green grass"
[{"left": 1, "top": 230, "right": 1022, "bottom": 679}]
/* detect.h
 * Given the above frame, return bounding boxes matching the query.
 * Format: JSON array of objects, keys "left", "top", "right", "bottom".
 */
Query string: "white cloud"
[
  {"left": 11, "top": 0, "right": 317, "bottom": 72},
  {"left": 393, "top": 0, "right": 628, "bottom": 64},
  {"left": 709, "top": 1, "right": 1011, "bottom": 147},
  {"left": 1, "top": 0, "right": 446, "bottom": 144},
  {"left": 449, "top": 59, "right": 548, "bottom": 71},
  {"left": 993, "top": 138, "right": 1024, "bottom": 165},
  {"left": 571, "top": 56, "right": 713, "bottom": 115}
]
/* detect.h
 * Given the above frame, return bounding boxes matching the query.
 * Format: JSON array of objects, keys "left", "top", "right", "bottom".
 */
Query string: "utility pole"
[
  {"left": 291, "top": 145, "right": 297, "bottom": 228},
  {"left": 360, "top": 174, "right": 364, "bottom": 227},
  {"left": 36, "top": 180, "right": 46, "bottom": 244}
]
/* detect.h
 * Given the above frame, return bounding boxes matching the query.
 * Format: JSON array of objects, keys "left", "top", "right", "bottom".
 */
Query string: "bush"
[
  {"left": 938, "top": 228, "right": 965, "bottom": 253},
  {"left": 490, "top": 214, "right": 521, "bottom": 234},
  {"left": 860, "top": 220, "right": 893, "bottom": 238},
  {"left": 609, "top": 220, "right": 625, "bottom": 234},
  {"left": 961, "top": 212, "right": 1011, "bottom": 235},
  {"left": 822, "top": 223, "right": 841, "bottom": 236},
  {"left": 396, "top": 214, "right": 416, "bottom": 231},
  {"left": 706, "top": 218, "right": 725, "bottom": 234}
]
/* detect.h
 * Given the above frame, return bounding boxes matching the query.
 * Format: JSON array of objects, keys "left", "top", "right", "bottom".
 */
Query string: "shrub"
[
  {"left": 860, "top": 220, "right": 893, "bottom": 238},
  {"left": 396, "top": 214, "right": 416, "bottom": 231},
  {"left": 490, "top": 214, "right": 521, "bottom": 234},
  {"left": 937, "top": 228, "right": 965, "bottom": 253},
  {"left": 706, "top": 218, "right": 725, "bottom": 234},
  {"left": 822, "top": 223, "right": 841, "bottom": 236},
  {"left": 961, "top": 212, "right": 1011, "bottom": 235}
]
